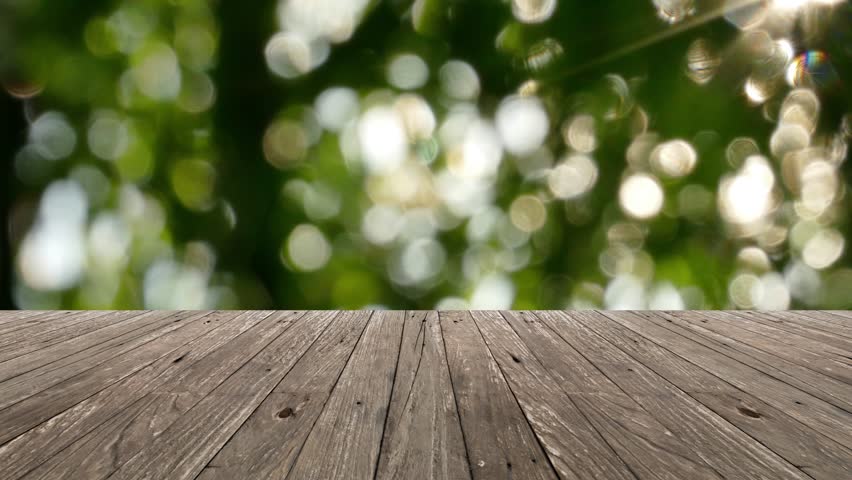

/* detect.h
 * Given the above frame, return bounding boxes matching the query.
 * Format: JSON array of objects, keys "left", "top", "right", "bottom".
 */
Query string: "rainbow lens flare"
[{"left": 786, "top": 51, "right": 838, "bottom": 88}]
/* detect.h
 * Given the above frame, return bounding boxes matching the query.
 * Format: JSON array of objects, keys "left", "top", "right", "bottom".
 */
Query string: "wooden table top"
[{"left": 0, "top": 310, "right": 849, "bottom": 479}]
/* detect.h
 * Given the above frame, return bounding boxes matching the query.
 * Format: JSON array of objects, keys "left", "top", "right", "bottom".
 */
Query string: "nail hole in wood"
[
  {"left": 795, "top": 401, "right": 803, "bottom": 405},
  {"left": 506, "top": 462, "right": 512, "bottom": 469},
  {"left": 627, "top": 368, "right": 633, "bottom": 372},
  {"left": 737, "top": 406, "right": 761, "bottom": 418},
  {"left": 356, "top": 401, "right": 362, "bottom": 405},
  {"left": 511, "top": 355, "right": 521, "bottom": 363},
  {"left": 277, "top": 407, "right": 294, "bottom": 419},
  {"left": 172, "top": 356, "right": 184, "bottom": 363}
]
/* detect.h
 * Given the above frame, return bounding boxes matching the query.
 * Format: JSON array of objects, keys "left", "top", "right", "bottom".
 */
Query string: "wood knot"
[
  {"left": 277, "top": 407, "right": 294, "bottom": 419},
  {"left": 737, "top": 406, "right": 761, "bottom": 418}
]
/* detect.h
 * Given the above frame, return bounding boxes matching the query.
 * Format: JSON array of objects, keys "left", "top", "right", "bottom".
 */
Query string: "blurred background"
[{"left": 0, "top": 0, "right": 850, "bottom": 310}]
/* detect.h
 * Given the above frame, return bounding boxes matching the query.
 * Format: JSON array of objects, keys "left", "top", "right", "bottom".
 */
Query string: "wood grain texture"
[
  {"left": 0, "top": 311, "right": 146, "bottom": 363},
  {"left": 0, "top": 310, "right": 44, "bottom": 325},
  {"left": 0, "top": 311, "right": 216, "bottom": 444},
  {"left": 375, "top": 311, "right": 470, "bottom": 480},
  {"left": 105, "top": 310, "right": 338, "bottom": 480},
  {"left": 440, "top": 310, "right": 558, "bottom": 480},
  {"left": 197, "top": 310, "right": 370, "bottom": 480},
  {"left": 540, "top": 311, "right": 818, "bottom": 480},
  {"left": 0, "top": 310, "right": 849, "bottom": 480},
  {"left": 761, "top": 311, "right": 852, "bottom": 344},
  {"left": 0, "top": 310, "right": 200, "bottom": 410},
  {"left": 618, "top": 310, "right": 852, "bottom": 447},
  {"left": 4, "top": 311, "right": 283, "bottom": 480},
  {"left": 722, "top": 311, "right": 852, "bottom": 361},
  {"left": 0, "top": 311, "right": 74, "bottom": 337},
  {"left": 470, "top": 311, "right": 637, "bottom": 480},
  {"left": 785, "top": 311, "right": 852, "bottom": 338},
  {"left": 666, "top": 311, "right": 852, "bottom": 409},
  {"left": 820, "top": 311, "right": 852, "bottom": 327},
  {"left": 284, "top": 310, "right": 404, "bottom": 480},
  {"left": 597, "top": 311, "right": 852, "bottom": 478},
  {"left": 498, "top": 310, "right": 722, "bottom": 480},
  {"left": 0, "top": 311, "right": 113, "bottom": 355}
]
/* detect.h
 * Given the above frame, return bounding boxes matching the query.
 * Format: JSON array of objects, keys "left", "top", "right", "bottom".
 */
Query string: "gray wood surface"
[
  {"left": 723, "top": 311, "right": 852, "bottom": 360},
  {"left": 784, "top": 311, "right": 852, "bottom": 338},
  {"left": 4, "top": 311, "right": 268, "bottom": 480},
  {"left": 440, "top": 310, "right": 558, "bottom": 480},
  {"left": 599, "top": 311, "right": 852, "bottom": 479},
  {"left": 0, "top": 311, "right": 145, "bottom": 363},
  {"left": 471, "top": 310, "right": 638, "bottom": 480},
  {"left": 375, "top": 311, "right": 470, "bottom": 480},
  {"left": 498, "top": 310, "right": 722, "bottom": 480},
  {"left": 107, "top": 311, "right": 337, "bottom": 480},
  {"left": 285, "top": 310, "right": 403, "bottom": 480},
  {"left": 538, "top": 311, "right": 816, "bottom": 480},
  {"left": 0, "top": 310, "right": 848, "bottom": 480},
  {"left": 762, "top": 311, "right": 852, "bottom": 344},
  {"left": 0, "top": 310, "right": 203, "bottom": 411},
  {"left": 197, "top": 310, "right": 370, "bottom": 480},
  {"left": 666, "top": 311, "right": 852, "bottom": 409}
]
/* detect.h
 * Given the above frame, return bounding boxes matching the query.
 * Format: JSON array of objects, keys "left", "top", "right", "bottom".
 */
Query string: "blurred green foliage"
[{"left": 1, "top": 0, "right": 851, "bottom": 310}]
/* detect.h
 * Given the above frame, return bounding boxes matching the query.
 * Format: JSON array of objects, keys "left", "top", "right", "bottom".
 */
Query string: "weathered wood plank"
[
  {"left": 822, "top": 311, "right": 852, "bottom": 326},
  {"left": 688, "top": 391, "right": 852, "bottom": 476},
  {"left": 0, "top": 311, "right": 44, "bottom": 325},
  {"left": 723, "top": 311, "right": 852, "bottom": 360},
  {"left": 541, "top": 310, "right": 836, "bottom": 480},
  {"left": 1, "top": 311, "right": 281, "bottom": 480},
  {"left": 0, "top": 311, "right": 75, "bottom": 337},
  {"left": 0, "top": 311, "right": 63, "bottom": 330},
  {"left": 788, "top": 311, "right": 852, "bottom": 338},
  {"left": 765, "top": 311, "right": 852, "bottom": 342},
  {"left": 0, "top": 311, "right": 145, "bottom": 363},
  {"left": 103, "top": 310, "right": 339, "bottom": 480},
  {"left": 498, "top": 310, "right": 722, "bottom": 480},
  {"left": 475, "top": 310, "right": 704, "bottom": 480},
  {"left": 601, "top": 311, "right": 852, "bottom": 458},
  {"left": 665, "top": 311, "right": 852, "bottom": 409},
  {"left": 374, "top": 311, "right": 470, "bottom": 480},
  {"left": 0, "top": 310, "right": 201, "bottom": 409},
  {"left": 197, "top": 310, "right": 370, "bottom": 480},
  {"left": 0, "top": 311, "right": 219, "bottom": 444},
  {"left": 0, "top": 310, "right": 182, "bottom": 383},
  {"left": 0, "top": 311, "right": 114, "bottom": 351},
  {"left": 440, "top": 310, "right": 557, "bottom": 480},
  {"left": 284, "top": 310, "right": 404, "bottom": 480},
  {"left": 0, "top": 310, "right": 848, "bottom": 480}
]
